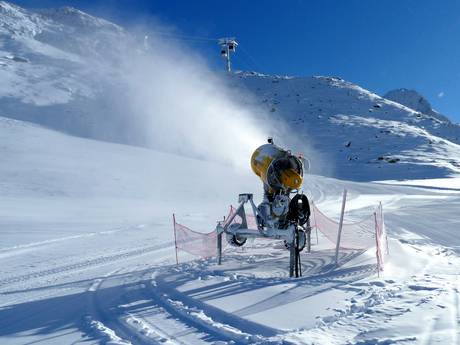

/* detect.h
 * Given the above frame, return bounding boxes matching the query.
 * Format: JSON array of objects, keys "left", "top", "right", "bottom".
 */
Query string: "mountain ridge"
[{"left": 1, "top": 1, "right": 459, "bottom": 181}]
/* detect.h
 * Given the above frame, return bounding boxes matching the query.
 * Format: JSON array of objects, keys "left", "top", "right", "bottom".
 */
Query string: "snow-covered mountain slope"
[
  {"left": 234, "top": 73, "right": 460, "bottom": 181},
  {"left": 0, "top": 1, "right": 131, "bottom": 141},
  {"left": 1, "top": 1, "right": 460, "bottom": 182}
]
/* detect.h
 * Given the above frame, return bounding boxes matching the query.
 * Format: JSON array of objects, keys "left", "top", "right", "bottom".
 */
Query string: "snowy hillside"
[
  {"left": 2, "top": 1, "right": 460, "bottom": 181},
  {"left": 234, "top": 73, "right": 460, "bottom": 181},
  {"left": 0, "top": 1, "right": 130, "bottom": 141},
  {"left": 1, "top": 2, "right": 460, "bottom": 345}
]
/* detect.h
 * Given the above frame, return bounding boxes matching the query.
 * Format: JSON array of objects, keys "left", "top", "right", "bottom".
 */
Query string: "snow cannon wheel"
[
  {"left": 226, "top": 234, "right": 247, "bottom": 247},
  {"left": 226, "top": 223, "right": 247, "bottom": 247}
]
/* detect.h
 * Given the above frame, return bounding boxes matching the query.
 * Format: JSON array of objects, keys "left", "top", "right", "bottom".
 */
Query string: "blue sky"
[{"left": 15, "top": 0, "right": 460, "bottom": 121}]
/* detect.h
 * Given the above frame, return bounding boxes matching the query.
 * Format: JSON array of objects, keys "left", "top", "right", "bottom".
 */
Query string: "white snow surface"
[
  {"left": 1, "top": 115, "right": 460, "bottom": 345},
  {"left": 1, "top": 2, "right": 460, "bottom": 345}
]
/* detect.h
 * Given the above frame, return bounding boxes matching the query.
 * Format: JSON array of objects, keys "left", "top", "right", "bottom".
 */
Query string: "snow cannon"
[
  {"left": 216, "top": 138, "right": 312, "bottom": 278},
  {"left": 251, "top": 138, "right": 304, "bottom": 197}
]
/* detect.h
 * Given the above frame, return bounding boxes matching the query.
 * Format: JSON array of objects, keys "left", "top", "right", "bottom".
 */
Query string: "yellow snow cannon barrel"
[{"left": 250, "top": 140, "right": 304, "bottom": 194}]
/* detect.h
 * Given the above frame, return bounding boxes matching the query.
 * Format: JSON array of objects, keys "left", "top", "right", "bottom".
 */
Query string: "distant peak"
[
  {"left": 384, "top": 88, "right": 450, "bottom": 123},
  {"left": 384, "top": 88, "right": 433, "bottom": 114},
  {"left": 54, "top": 6, "right": 85, "bottom": 16},
  {"left": 60, "top": 6, "right": 80, "bottom": 12}
]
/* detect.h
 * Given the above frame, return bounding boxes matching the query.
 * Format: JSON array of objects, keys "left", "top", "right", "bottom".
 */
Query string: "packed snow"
[{"left": 0, "top": 2, "right": 460, "bottom": 345}]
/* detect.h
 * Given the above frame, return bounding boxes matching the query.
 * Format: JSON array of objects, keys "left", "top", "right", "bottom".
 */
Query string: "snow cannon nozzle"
[{"left": 251, "top": 142, "right": 305, "bottom": 196}]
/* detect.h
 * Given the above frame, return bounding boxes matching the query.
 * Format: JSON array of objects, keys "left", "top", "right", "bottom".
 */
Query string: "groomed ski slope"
[{"left": 1, "top": 116, "right": 459, "bottom": 344}]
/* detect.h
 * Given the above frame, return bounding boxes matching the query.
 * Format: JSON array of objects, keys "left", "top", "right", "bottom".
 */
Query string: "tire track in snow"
[
  {"left": 0, "top": 241, "right": 173, "bottom": 288},
  {"left": 123, "top": 314, "right": 186, "bottom": 345},
  {"left": 149, "top": 271, "right": 294, "bottom": 344},
  {"left": 141, "top": 247, "right": 376, "bottom": 343},
  {"left": 85, "top": 268, "right": 134, "bottom": 345},
  {"left": 90, "top": 268, "right": 204, "bottom": 345},
  {"left": 115, "top": 271, "right": 189, "bottom": 345},
  {"left": 150, "top": 264, "right": 374, "bottom": 343},
  {"left": 0, "top": 225, "right": 134, "bottom": 259}
]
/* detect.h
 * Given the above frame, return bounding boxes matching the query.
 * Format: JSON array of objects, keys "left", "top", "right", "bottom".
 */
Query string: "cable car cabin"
[
  {"left": 228, "top": 43, "right": 235, "bottom": 52},
  {"left": 221, "top": 49, "right": 227, "bottom": 57}
]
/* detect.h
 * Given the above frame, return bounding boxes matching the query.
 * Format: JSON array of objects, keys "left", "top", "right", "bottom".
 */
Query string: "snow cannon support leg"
[
  {"left": 216, "top": 194, "right": 253, "bottom": 265},
  {"left": 173, "top": 214, "right": 179, "bottom": 265},
  {"left": 289, "top": 245, "right": 295, "bottom": 278},
  {"left": 217, "top": 231, "right": 222, "bottom": 265},
  {"left": 289, "top": 226, "right": 302, "bottom": 278},
  {"left": 335, "top": 189, "right": 348, "bottom": 266}
]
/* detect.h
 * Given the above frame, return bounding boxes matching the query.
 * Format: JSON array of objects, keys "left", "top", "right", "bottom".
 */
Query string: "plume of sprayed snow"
[
  {"left": 74, "top": 23, "right": 323, "bottom": 174},
  {"left": 263, "top": 117, "right": 331, "bottom": 177},
  {"left": 92, "top": 30, "right": 268, "bottom": 169}
]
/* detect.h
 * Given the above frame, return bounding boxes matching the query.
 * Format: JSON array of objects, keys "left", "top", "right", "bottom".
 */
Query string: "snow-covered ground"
[
  {"left": 1, "top": 116, "right": 459, "bottom": 344},
  {"left": 1, "top": 2, "right": 460, "bottom": 344}
]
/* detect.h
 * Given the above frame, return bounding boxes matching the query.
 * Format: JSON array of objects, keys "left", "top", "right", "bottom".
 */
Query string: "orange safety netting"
[
  {"left": 173, "top": 221, "right": 218, "bottom": 259},
  {"left": 311, "top": 202, "right": 376, "bottom": 250},
  {"left": 173, "top": 200, "right": 388, "bottom": 270}
]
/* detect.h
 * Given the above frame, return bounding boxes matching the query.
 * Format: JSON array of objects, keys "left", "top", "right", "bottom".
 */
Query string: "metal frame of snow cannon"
[{"left": 216, "top": 193, "right": 311, "bottom": 278}]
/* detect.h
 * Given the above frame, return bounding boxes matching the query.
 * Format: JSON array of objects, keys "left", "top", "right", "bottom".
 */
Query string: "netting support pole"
[
  {"left": 311, "top": 201, "right": 319, "bottom": 244},
  {"left": 289, "top": 243, "right": 295, "bottom": 277},
  {"left": 289, "top": 226, "right": 302, "bottom": 278},
  {"left": 295, "top": 227, "right": 301, "bottom": 277},
  {"left": 289, "top": 225, "right": 296, "bottom": 277},
  {"left": 172, "top": 214, "right": 179, "bottom": 266},
  {"left": 335, "top": 189, "right": 347, "bottom": 266},
  {"left": 374, "top": 212, "right": 381, "bottom": 277}
]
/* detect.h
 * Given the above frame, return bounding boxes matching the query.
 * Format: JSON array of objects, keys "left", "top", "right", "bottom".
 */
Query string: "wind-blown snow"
[{"left": 0, "top": 0, "right": 270, "bottom": 169}]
